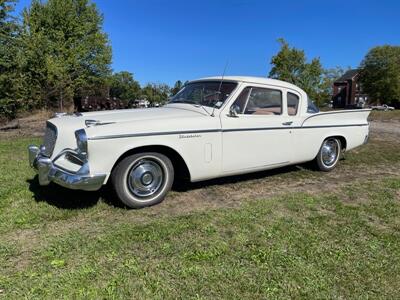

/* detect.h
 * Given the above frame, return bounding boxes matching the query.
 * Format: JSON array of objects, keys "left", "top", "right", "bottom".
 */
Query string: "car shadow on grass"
[
  {"left": 27, "top": 164, "right": 314, "bottom": 209},
  {"left": 172, "top": 164, "right": 312, "bottom": 192},
  {"left": 27, "top": 175, "right": 123, "bottom": 209}
]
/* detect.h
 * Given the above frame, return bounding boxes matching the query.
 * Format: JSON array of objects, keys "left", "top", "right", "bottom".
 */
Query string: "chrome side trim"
[
  {"left": 299, "top": 123, "right": 369, "bottom": 129},
  {"left": 89, "top": 129, "right": 221, "bottom": 140},
  {"left": 223, "top": 123, "right": 368, "bottom": 133},
  {"left": 88, "top": 123, "right": 369, "bottom": 140},
  {"left": 301, "top": 109, "right": 371, "bottom": 126}
]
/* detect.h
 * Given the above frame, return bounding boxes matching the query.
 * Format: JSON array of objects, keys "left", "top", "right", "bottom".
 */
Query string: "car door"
[{"left": 220, "top": 85, "right": 293, "bottom": 174}]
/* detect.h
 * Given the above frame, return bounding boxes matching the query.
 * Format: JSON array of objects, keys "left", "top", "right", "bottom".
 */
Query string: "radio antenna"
[{"left": 211, "top": 60, "right": 229, "bottom": 117}]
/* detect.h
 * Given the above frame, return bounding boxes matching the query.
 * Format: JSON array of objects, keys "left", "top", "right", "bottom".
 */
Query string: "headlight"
[{"left": 75, "top": 129, "right": 88, "bottom": 157}]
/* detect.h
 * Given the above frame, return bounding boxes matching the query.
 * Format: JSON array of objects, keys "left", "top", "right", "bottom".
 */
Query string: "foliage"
[
  {"left": 269, "top": 39, "right": 347, "bottom": 107},
  {"left": 315, "top": 67, "right": 348, "bottom": 106},
  {"left": 0, "top": 0, "right": 175, "bottom": 119},
  {"left": 359, "top": 45, "right": 400, "bottom": 104},
  {"left": 19, "top": 0, "right": 112, "bottom": 110},
  {"left": 140, "top": 83, "right": 170, "bottom": 104},
  {"left": 0, "top": 0, "right": 21, "bottom": 119},
  {"left": 109, "top": 71, "right": 141, "bottom": 101},
  {"left": 171, "top": 80, "right": 183, "bottom": 96},
  {"left": 269, "top": 39, "right": 323, "bottom": 103}
]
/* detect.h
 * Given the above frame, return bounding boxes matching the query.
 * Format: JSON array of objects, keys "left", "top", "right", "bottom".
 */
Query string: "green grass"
[{"left": 0, "top": 135, "right": 399, "bottom": 299}]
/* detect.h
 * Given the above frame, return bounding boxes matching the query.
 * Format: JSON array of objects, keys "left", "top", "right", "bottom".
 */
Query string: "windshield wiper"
[
  {"left": 170, "top": 98, "right": 213, "bottom": 117},
  {"left": 169, "top": 99, "right": 196, "bottom": 104},
  {"left": 170, "top": 97, "right": 215, "bottom": 117}
]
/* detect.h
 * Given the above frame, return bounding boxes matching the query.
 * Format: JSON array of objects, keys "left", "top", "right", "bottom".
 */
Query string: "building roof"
[{"left": 336, "top": 69, "right": 360, "bottom": 82}]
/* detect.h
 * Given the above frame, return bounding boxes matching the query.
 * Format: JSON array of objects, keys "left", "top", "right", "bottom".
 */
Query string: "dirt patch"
[
  {"left": 0, "top": 110, "right": 51, "bottom": 139},
  {"left": 370, "top": 120, "right": 400, "bottom": 134},
  {"left": 369, "top": 110, "right": 400, "bottom": 122},
  {"left": 153, "top": 164, "right": 399, "bottom": 215}
]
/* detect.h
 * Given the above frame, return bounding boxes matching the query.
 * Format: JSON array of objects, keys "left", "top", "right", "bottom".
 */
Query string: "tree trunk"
[{"left": 60, "top": 89, "right": 63, "bottom": 111}]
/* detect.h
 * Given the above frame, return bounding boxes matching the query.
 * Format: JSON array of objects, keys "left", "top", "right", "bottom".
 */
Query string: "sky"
[{"left": 13, "top": 0, "right": 400, "bottom": 86}]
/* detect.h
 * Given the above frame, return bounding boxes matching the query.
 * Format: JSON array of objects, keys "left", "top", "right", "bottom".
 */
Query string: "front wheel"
[
  {"left": 315, "top": 138, "right": 341, "bottom": 172},
  {"left": 111, "top": 152, "right": 174, "bottom": 208}
]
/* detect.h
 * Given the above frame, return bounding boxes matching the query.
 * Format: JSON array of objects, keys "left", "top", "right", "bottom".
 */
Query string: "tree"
[
  {"left": 171, "top": 80, "right": 183, "bottom": 96},
  {"left": 315, "top": 67, "right": 348, "bottom": 106},
  {"left": 269, "top": 38, "right": 325, "bottom": 105},
  {"left": 20, "top": 0, "right": 112, "bottom": 110},
  {"left": 359, "top": 45, "right": 400, "bottom": 105},
  {"left": 141, "top": 83, "right": 170, "bottom": 104},
  {"left": 0, "top": 0, "right": 22, "bottom": 119},
  {"left": 109, "top": 71, "right": 141, "bottom": 101}
]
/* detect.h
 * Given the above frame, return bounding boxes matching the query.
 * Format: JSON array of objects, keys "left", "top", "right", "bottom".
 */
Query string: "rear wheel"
[
  {"left": 315, "top": 137, "right": 341, "bottom": 172},
  {"left": 111, "top": 152, "right": 174, "bottom": 208}
]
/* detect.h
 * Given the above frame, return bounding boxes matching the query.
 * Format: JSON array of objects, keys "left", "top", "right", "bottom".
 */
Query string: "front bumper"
[{"left": 28, "top": 145, "right": 106, "bottom": 191}]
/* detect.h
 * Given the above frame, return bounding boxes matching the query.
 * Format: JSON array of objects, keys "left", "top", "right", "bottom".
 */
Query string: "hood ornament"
[
  {"left": 85, "top": 120, "right": 115, "bottom": 127},
  {"left": 54, "top": 112, "right": 83, "bottom": 118}
]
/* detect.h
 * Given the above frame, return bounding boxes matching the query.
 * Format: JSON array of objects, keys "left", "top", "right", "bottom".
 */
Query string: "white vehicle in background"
[
  {"left": 370, "top": 104, "right": 395, "bottom": 111},
  {"left": 28, "top": 76, "right": 371, "bottom": 208}
]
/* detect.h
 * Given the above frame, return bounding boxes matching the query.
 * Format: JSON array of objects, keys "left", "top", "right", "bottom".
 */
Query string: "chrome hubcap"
[
  {"left": 128, "top": 159, "right": 164, "bottom": 198},
  {"left": 321, "top": 139, "right": 339, "bottom": 166}
]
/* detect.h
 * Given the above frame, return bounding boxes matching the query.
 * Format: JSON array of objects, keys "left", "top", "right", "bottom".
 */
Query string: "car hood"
[
  {"left": 49, "top": 104, "right": 209, "bottom": 130},
  {"left": 46, "top": 104, "right": 215, "bottom": 157},
  {"left": 82, "top": 105, "right": 209, "bottom": 122}
]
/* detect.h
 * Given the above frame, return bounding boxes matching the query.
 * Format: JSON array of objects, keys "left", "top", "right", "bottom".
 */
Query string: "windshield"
[{"left": 168, "top": 81, "right": 238, "bottom": 108}]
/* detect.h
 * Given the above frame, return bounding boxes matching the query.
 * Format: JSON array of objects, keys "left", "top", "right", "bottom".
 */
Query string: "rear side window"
[
  {"left": 244, "top": 87, "right": 282, "bottom": 115},
  {"left": 307, "top": 98, "right": 320, "bottom": 113},
  {"left": 287, "top": 92, "right": 299, "bottom": 116}
]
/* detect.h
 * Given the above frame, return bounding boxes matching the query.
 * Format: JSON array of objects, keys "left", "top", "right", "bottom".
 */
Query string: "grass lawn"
[{"left": 0, "top": 125, "right": 399, "bottom": 299}]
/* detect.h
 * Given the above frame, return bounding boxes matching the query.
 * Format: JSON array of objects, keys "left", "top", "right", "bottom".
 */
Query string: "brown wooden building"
[{"left": 332, "top": 69, "right": 369, "bottom": 108}]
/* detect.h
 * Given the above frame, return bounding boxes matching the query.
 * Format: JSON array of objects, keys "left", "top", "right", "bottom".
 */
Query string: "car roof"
[{"left": 190, "top": 76, "right": 306, "bottom": 94}]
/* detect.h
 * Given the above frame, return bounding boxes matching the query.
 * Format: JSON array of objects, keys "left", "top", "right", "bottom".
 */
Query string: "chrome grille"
[{"left": 42, "top": 122, "right": 57, "bottom": 157}]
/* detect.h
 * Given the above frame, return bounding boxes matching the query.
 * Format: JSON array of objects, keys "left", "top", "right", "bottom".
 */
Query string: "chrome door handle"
[{"left": 282, "top": 121, "right": 293, "bottom": 126}]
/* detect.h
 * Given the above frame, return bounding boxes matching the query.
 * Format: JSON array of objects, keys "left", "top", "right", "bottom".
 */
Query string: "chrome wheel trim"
[
  {"left": 321, "top": 139, "right": 339, "bottom": 167},
  {"left": 127, "top": 158, "right": 164, "bottom": 199}
]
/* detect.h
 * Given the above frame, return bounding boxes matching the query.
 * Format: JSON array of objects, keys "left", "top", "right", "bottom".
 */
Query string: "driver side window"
[
  {"left": 232, "top": 87, "right": 282, "bottom": 115},
  {"left": 232, "top": 87, "right": 251, "bottom": 114}
]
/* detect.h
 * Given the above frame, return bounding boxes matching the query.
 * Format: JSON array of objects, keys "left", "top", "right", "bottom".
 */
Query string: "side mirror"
[{"left": 229, "top": 104, "right": 240, "bottom": 118}]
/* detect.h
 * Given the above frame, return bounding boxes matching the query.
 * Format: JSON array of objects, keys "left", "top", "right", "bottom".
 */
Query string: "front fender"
[{"left": 87, "top": 138, "right": 191, "bottom": 183}]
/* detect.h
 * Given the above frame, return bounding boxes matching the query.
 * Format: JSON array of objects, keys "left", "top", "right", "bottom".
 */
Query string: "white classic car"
[{"left": 29, "top": 76, "right": 371, "bottom": 208}]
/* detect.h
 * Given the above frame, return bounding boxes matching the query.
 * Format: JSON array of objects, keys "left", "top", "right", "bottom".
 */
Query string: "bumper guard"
[{"left": 28, "top": 145, "right": 106, "bottom": 191}]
